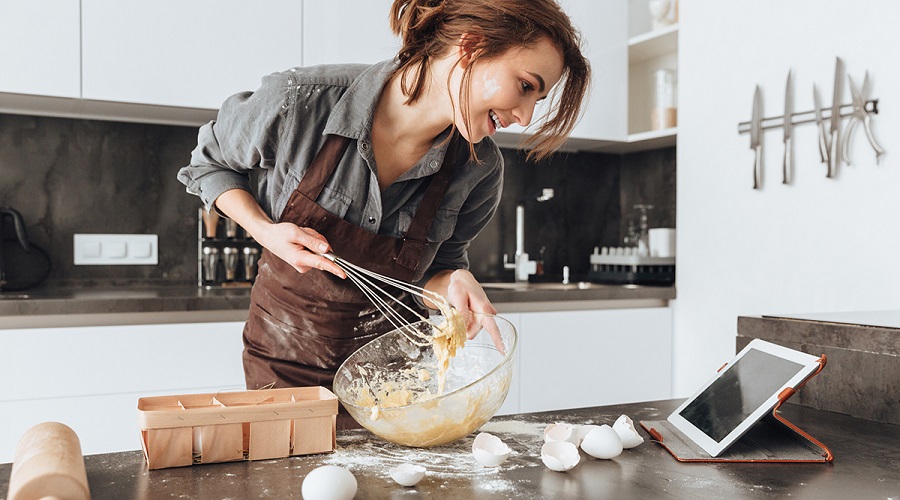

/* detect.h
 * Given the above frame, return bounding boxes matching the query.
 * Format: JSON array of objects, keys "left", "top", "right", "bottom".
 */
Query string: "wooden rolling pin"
[{"left": 7, "top": 422, "right": 91, "bottom": 500}]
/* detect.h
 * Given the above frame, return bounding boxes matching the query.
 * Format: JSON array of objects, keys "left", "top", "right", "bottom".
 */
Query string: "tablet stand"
[{"left": 640, "top": 355, "right": 833, "bottom": 463}]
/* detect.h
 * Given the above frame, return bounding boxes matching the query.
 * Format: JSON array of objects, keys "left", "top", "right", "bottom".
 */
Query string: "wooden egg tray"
[{"left": 137, "top": 386, "right": 338, "bottom": 470}]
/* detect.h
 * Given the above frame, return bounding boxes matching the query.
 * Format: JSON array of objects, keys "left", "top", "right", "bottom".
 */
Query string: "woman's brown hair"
[{"left": 389, "top": 0, "right": 590, "bottom": 161}]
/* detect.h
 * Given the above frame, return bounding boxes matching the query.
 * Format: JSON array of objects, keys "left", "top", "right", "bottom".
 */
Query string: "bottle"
[{"left": 651, "top": 69, "right": 677, "bottom": 130}]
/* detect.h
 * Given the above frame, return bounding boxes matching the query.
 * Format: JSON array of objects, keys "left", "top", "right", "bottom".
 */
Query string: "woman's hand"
[
  {"left": 428, "top": 269, "right": 505, "bottom": 354},
  {"left": 256, "top": 223, "right": 346, "bottom": 278},
  {"left": 444, "top": 269, "right": 496, "bottom": 335},
  {"left": 213, "top": 189, "right": 345, "bottom": 278}
]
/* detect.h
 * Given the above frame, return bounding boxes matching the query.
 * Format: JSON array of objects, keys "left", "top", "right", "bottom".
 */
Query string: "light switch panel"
[{"left": 74, "top": 234, "right": 158, "bottom": 265}]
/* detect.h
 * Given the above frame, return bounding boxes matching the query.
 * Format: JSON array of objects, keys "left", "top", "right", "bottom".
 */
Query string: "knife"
[
  {"left": 827, "top": 57, "right": 844, "bottom": 178},
  {"left": 750, "top": 85, "right": 762, "bottom": 189},
  {"left": 782, "top": 69, "right": 793, "bottom": 184},
  {"left": 813, "top": 84, "right": 828, "bottom": 164}
]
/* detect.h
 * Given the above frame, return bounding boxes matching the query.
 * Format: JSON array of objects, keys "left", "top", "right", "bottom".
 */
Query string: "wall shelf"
[{"left": 628, "top": 24, "right": 678, "bottom": 64}]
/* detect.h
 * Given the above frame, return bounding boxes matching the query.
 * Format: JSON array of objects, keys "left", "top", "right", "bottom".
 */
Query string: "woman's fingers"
[{"left": 265, "top": 223, "right": 346, "bottom": 278}]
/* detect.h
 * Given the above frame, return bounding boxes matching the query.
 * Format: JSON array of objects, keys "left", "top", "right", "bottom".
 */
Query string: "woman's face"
[{"left": 453, "top": 37, "right": 565, "bottom": 144}]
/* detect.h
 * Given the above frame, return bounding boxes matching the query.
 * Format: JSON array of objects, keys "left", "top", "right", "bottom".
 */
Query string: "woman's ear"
[{"left": 456, "top": 33, "right": 483, "bottom": 69}]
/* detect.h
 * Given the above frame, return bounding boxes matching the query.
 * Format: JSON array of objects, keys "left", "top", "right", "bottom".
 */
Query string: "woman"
[{"left": 178, "top": 0, "right": 589, "bottom": 427}]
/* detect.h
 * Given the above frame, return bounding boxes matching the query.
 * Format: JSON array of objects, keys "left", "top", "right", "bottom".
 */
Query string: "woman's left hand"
[{"left": 442, "top": 270, "right": 505, "bottom": 354}]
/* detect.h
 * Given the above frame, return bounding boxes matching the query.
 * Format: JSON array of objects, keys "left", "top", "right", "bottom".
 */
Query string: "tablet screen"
[{"left": 678, "top": 348, "right": 805, "bottom": 442}]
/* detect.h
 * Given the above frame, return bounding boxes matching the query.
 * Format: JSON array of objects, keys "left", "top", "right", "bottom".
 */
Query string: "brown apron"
[{"left": 242, "top": 133, "right": 460, "bottom": 429}]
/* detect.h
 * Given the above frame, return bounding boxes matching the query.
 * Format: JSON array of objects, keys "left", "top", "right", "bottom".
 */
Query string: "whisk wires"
[{"left": 323, "top": 252, "right": 447, "bottom": 346}]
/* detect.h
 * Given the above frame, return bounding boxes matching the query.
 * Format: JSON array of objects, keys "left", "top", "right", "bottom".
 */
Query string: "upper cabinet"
[
  {"left": 622, "top": 0, "right": 678, "bottom": 151},
  {"left": 494, "top": 0, "right": 628, "bottom": 150},
  {"left": 81, "top": 0, "right": 304, "bottom": 110},
  {"left": 0, "top": 1, "right": 676, "bottom": 153},
  {"left": 0, "top": 0, "right": 80, "bottom": 98},
  {"left": 302, "top": 0, "right": 399, "bottom": 67}
]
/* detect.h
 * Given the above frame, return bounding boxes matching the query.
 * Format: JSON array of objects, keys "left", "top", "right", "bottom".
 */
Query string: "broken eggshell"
[
  {"left": 389, "top": 463, "right": 426, "bottom": 487},
  {"left": 580, "top": 424, "right": 624, "bottom": 459},
  {"left": 472, "top": 432, "right": 512, "bottom": 467},
  {"left": 574, "top": 424, "right": 601, "bottom": 447},
  {"left": 613, "top": 414, "right": 645, "bottom": 449},
  {"left": 540, "top": 441, "right": 581, "bottom": 472},
  {"left": 543, "top": 423, "right": 580, "bottom": 445}
]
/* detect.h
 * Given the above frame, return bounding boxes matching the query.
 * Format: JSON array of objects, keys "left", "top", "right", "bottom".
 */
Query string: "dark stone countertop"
[
  {"left": 2, "top": 399, "right": 897, "bottom": 499},
  {"left": 738, "top": 312, "right": 900, "bottom": 426},
  {"left": 0, "top": 282, "right": 675, "bottom": 326}
]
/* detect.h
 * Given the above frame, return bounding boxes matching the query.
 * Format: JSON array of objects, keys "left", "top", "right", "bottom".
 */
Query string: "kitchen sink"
[{"left": 480, "top": 282, "right": 594, "bottom": 292}]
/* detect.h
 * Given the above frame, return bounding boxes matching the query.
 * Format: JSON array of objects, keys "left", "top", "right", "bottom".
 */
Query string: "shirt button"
[
  {"left": 368, "top": 216, "right": 376, "bottom": 224},
  {"left": 360, "top": 142, "right": 370, "bottom": 151},
  {"left": 429, "top": 160, "right": 439, "bottom": 168}
]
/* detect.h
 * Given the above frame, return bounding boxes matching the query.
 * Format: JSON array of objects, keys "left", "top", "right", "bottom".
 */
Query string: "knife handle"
[
  {"left": 827, "top": 129, "right": 839, "bottom": 178},
  {"left": 753, "top": 144, "right": 762, "bottom": 189},
  {"left": 817, "top": 125, "right": 828, "bottom": 164},
  {"left": 783, "top": 137, "right": 792, "bottom": 184}
]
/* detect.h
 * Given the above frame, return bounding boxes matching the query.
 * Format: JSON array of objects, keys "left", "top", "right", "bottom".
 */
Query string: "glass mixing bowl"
[{"left": 333, "top": 313, "right": 517, "bottom": 447}]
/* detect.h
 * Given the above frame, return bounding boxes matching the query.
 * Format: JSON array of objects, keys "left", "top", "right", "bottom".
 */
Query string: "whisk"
[{"left": 322, "top": 252, "right": 451, "bottom": 346}]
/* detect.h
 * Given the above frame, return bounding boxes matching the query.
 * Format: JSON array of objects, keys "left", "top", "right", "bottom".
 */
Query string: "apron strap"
[
  {"left": 403, "top": 132, "right": 461, "bottom": 243},
  {"left": 296, "top": 135, "right": 351, "bottom": 201}
]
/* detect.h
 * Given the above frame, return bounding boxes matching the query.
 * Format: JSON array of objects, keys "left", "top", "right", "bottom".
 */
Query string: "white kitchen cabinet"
[
  {"left": 496, "top": 0, "right": 628, "bottom": 149},
  {"left": 81, "top": 0, "right": 304, "bottom": 109},
  {"left": 493, "top": 313, "right": 522, "bottom": 416},
  {"left": 0, "top": 0, "right": 80, "bottom": 98},
  {"left": 516, "top": 307, "right": 672, "bottom": 413},
  {"left": 302, "top": 0, "right": 400, "bottom": 67},
  {"left": 0, "top": 321, "right": 246, "bottom": 462}
]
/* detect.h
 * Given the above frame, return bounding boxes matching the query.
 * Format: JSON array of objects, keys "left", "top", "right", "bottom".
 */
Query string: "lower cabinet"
[
  {"left": 0, "top": 321, "right": 246, "bottom": 463},
  {"left": 495, "top": 307, "right": 673, "bottom": 416}
]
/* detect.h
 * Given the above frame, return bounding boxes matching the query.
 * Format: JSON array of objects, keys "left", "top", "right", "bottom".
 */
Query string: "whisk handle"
[{"left": 321, "top": 252, "right": 337, "bottom": 262}]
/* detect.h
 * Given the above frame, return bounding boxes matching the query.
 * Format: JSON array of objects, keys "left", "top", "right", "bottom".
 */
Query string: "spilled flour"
[
  {"left": 322, "top": 426, "right": 542, "bottom": 478},
  {"left": 318, "top": 423, "right": 555, "bottom": 498}
]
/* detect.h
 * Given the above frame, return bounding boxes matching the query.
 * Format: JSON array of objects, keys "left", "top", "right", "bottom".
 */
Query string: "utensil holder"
[{"left": 197, "top": 208, "right": 262, "bottom": 288}]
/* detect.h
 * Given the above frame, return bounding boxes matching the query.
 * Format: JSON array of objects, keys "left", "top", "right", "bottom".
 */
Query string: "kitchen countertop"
[
  {"left": 1, "top": 399, "right": 896, "bottom": 499},
  {"left": 0, "top": 282, "right": 675, "bottom": 328}
]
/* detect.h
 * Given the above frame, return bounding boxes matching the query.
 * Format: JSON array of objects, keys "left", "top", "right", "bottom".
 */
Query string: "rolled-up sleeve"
[{"left": 177, "top": 72, "right": 291, "bottom": 212}]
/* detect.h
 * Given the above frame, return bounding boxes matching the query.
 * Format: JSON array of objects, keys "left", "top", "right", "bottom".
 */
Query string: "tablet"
[{"left": 667, "top": 339, "right": 821, "bottom": 457}]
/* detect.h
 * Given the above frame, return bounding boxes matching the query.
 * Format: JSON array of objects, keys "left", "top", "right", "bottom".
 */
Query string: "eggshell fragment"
[
  {"left": 472, "top": 432, "right": 512, "bottom": 467},
  {"left": 580, "top": 424, "right": 623, "bottom": 460},
  {"left": 613, "top": 414, "right": 644, "bottom": 449},
  {"left": 389, "top": 463, "right": 426, "bottom": 487},
  {"left": 301, "top": 465, "right": 357, "bottom": 500},
  {"left": 574, "top": 424, "right": 601, "bottom": 447},
  {"left": 543, "top": 423, "right": 579, "bottom": 445},
  {"left": 541, "top": 441, "right": 580, "bottom": 471}
]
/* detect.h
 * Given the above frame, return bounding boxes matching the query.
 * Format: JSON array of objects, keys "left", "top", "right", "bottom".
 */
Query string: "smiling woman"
[{"left": 176, "top": 0, "right": 590, "bottom": 429}]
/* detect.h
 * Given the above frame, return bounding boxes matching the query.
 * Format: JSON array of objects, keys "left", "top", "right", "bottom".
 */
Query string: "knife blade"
[
  {"left": 782, "top": 69, "right": 793, "bottom": 184},
  {"left": 813, "top": 84, "right": 828, "bottom": 164},
  {"left": 750, "top": 85, "right": 762, "bottom": 189},
  {"left": 827, "top": 57, "right": 844, "bottom": 178}
]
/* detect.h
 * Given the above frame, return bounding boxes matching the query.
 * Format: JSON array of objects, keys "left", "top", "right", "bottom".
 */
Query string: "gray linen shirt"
[{"left": 177, "top": 59, "right": 504, "bottom": 288}]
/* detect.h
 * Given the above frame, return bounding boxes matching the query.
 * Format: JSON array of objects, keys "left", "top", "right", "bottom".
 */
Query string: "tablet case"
[{"left": 640, "top": 355, "right": 833, "bottom": 463}]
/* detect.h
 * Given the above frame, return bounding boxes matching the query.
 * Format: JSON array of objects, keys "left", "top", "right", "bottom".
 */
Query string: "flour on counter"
[{"left": 322, "top": 429, "right": 542, "bottom": 479}]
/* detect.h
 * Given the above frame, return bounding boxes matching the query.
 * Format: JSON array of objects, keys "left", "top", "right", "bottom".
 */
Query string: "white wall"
[{"left": 675, "top": 0, "right": 900, "bottom": 395}]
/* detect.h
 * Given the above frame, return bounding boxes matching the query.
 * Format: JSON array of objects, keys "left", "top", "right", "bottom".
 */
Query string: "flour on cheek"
[{"left": 481, "top": 74, "right": 500, "bottom": 100}]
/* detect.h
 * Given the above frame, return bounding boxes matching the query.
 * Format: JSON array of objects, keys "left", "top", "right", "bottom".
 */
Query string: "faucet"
[{"left": 503, "top": 188, "right": 554, "bottom": 282}]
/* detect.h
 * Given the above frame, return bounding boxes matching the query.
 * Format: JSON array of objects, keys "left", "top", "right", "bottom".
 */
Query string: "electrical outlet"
[{"left": 74, "top": 234, "right": 158, "bottom": 265}]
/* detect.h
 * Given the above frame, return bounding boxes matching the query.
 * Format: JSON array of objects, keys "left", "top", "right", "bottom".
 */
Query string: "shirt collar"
[
  {"left": 324, "top": 59, "right": 461, "bottom": 181},
  {"left": 323, "top": 59, "right": 398, "bottom": 140}
]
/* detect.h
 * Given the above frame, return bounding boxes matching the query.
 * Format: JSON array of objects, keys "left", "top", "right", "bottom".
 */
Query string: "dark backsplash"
[{"left": 0, "top": 113, "right": 675, "bottom": 287}]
